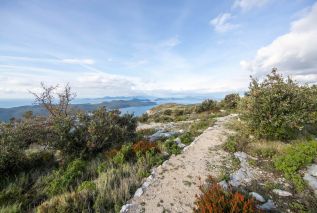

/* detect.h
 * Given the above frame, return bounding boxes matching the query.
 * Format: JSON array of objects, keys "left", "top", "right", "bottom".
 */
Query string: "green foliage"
[
  {"left": 26, "top": 151, "right": 56, "bottom": 169},
  {"left": 87, "top": 108, "right": 137, "bottom": 153},
  {"left": 189, "top": 116, "right": 216, "bottom": 136},
  {"left": 164, "top": 138, "right": 181, "bottom": 155},
  {"left": 49, "top": 115, "right": 88, "bottom": 156},
  {"left": 113, "top": 144, "right": 134, "bottom": 165},
  {"left": 144, "top": 149, "right": 164, "bottom": 167},
  {"left": 241, "top": 69, "right": 317, "bottom": 140},
  {"left": 222, "top": 93, "right": 240, "bottom": 109},
  {"left": 47, "top": 107, "right": 137, "bottom": 157},
  {"left": 254, "top": 147, "right": 276, "bottom": 158},
  {"left": 195, "top": 99, "right": 218, "bottom": 113},
  {"left": 46, "top": 159, "right": 87, "bottom": 196},
  {"left": 274, "top": 140, "right": 317, "bottom": 191},
  {"left": 77, "top": 181, "right": 96, "bottom": 192},
  {"left": 223, "top": 135, "right": 238, "bottom": 153},
  {"left": 179, "top": 132, "right": 193, "bottom": 145}
]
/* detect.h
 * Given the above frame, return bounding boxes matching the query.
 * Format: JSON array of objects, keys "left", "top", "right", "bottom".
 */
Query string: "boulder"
[
  {"left": 272, "top": 189, "right": 292, "bottom": 197},
  {"left": 120, "top": 204, "right": 137, "bottom": 213},
  {"left": 134, "top": 188, "right": 143, "bottom": 197},
  {"left": 303, "top": 173, "right": 317, "bottom": 195},
  {"left": 307, "top": 164, "right": 317, "bottom": 177},
  {"left": 148, "top": 130, "right": 178, "bottom": 142},
  {"left": 249, "top": 192, "right": 265, "bottom": 203},
  {"left": 174, "top": 137, "right": 186, "bottom": 148},
  {"left": 258, "top": 199, "right": 276, "bottom": 211},
  {"left": 228, "top": 152, "right": 253, "bottom": 187}
]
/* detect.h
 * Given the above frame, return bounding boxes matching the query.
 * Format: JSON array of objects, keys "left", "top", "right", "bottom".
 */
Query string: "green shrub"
[
  {"left": 274, "top": 140, "right": 317, "bottom": 191},
  {"left": 195, "top": 99, "right": 218, "bottom": 113},
  {"left": 46, "top": 159, "right": 87, "bottom": 196},
  {"left": 164, "top": 138, "right": 181, "bottom": 155},
  {"left": 0, "top": 123, "right": 29, "bottom": 176},
  {"left": 223, "top": 136, "right": 238, "bottom": 153},
  {"left": 163, "top": 109, "right": 172, "bottom": 116},
  {"left": 77, "top": 181, "right": 96, "bottom": 192},
  {"left": 113, "top": 144, "right": 134, "bottom": 165},
  {"left": 255, "top": 147, "right": 276, "bottom": 158},
  {"left": 222, "top": 93, "right": 240, "bottom": 109},
  {"left": 241, "top": 69, "right": 317, "bottom": 140},
  {"left": 26, "top": 151, "right": 56, "bottom": 169},
  {"left": 87, "top": 108, "right": 137, "bottom": 153},
  {"left": 179, "top": 132, "right": 193, "bottom": 145},
  {"left": 144, "top": 149, "right": 164, "bottom": 167}
]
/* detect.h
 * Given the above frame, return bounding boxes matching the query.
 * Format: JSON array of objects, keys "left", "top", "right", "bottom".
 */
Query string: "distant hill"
[{"left": 0, "top": 99, "right": 156, "bottom": 121}]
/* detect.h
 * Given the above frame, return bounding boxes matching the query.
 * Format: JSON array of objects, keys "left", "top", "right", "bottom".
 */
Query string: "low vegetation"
[
  {"left": 194, "top": 176, "right": 259, "bottom": 213},
  {"left": 222, "top": 69, "right": 317, "bottom": 212},
  {"left": 0, "top": 82, "right": 228, "bottom": 212}
]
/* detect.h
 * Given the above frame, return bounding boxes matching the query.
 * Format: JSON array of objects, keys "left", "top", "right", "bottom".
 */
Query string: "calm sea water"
[
  {"left": 0, "top": 97, "right": 206, "bottom": 116},
  {"left": 120, "top": 98, "right": 206, "bottom": 116}
]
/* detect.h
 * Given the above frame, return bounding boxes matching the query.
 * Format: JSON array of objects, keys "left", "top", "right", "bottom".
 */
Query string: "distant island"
[{"left": 0, "top": 99, "right": 156, "bottom": 121}]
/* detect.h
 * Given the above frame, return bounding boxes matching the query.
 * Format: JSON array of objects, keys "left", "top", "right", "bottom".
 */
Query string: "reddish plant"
[
  {"left": 132, "top": 140, "right": 160, "bottom": 155},
  {"left": 194, "top": 176, "right": 260, "bottom": 213}
]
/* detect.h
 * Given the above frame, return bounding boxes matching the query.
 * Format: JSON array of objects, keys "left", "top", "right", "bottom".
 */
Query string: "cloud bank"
[{"left": 240, "top": 2, "right": 317, "bottom": 83}]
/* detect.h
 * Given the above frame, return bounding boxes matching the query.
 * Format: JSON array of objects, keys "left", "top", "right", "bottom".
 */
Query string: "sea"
[{"left": 0, "top": 97, "right": 207, "bottom": 116}]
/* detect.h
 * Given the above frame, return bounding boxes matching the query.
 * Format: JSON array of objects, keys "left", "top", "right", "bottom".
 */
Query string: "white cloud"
[
  {"left": 240, "top": 2, "right": 317, "bottom": 83},
  {"left": 161, "top": 36, "right": 181, "bottom": 48},
  {"left": 209, "top": 13, "right": 238, "bottom": 33},
  {"left": 233, "top": 0, "right": 269, "bottom": 11},
  {"left": 61, "top": 58, "right": 95, "bottom": 65}
]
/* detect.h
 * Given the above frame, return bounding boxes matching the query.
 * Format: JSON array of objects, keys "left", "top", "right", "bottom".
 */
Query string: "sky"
[{"left": 0, "top": 0, "right": 316, "bottom": 99}]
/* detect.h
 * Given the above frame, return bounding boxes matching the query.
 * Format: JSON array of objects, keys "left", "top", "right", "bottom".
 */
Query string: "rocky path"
[{"left": 122, "top": 114, "right": 237, "bottom": 213}]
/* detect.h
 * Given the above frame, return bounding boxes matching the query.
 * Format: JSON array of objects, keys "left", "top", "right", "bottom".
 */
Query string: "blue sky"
[{"left": 0, "top": 0, "right": 316, "bottom": 98}]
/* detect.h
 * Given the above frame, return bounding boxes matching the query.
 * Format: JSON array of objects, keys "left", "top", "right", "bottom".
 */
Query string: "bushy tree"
[
  {"left": 195, "top": 99, "right": 218, "bottom": 113},
  {"left": 87, "top": 108, "right": 137, "bottom": 153},
  {"left": 241, "top": 69, "right": 317, "bottom": 140},
  {"left": 222, "top": 93, "right": 240, "bottom": 109}
]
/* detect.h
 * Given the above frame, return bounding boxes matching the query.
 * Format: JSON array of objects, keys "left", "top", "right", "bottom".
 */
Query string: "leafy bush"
[
  {"left": 164, "top": 138, "right": 181, "bottom": 155},
  {"left": 241, "top": 69, "right": 317, "bottom": 140},
  {"left": 48, "top": 107, "right": 137, "bottom": 157},
  {"left": 223, "top": 135, "right": 238, "bottom": 153},
  {"left": 113, "top": 144, "right": 134, "bottom": 165},
  {"left": 77, "top": 181, "right": 96, "bottom": 192},
  {"left": 273, "top": 140, "right": 317, "bottom": 191},
  {"left": 195, "top": 99, "right": 218, "bottom": 113},
  {"left": 223, "top": 134, "right": 251, "bottom": 154},
  {"left": 179, "top": 132, "right": 193, "bottom": 145},
  {"left": 0, "top": 122, "right": 37, "bottom": 176},
  {"left": 194, "top": 176, "right": 259, "bottom": 212},
  {"left": 222, "top": 93, "right": 240, "bottom": 109},
  {"left": 26, "top": 151, "right": 56, "bottom": 169},
  {"left": 87, "top": 108, "right": 137, "bottom": 153},
  {"left": 46, "top": 159, "right": 87, "bottom": 196}
]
